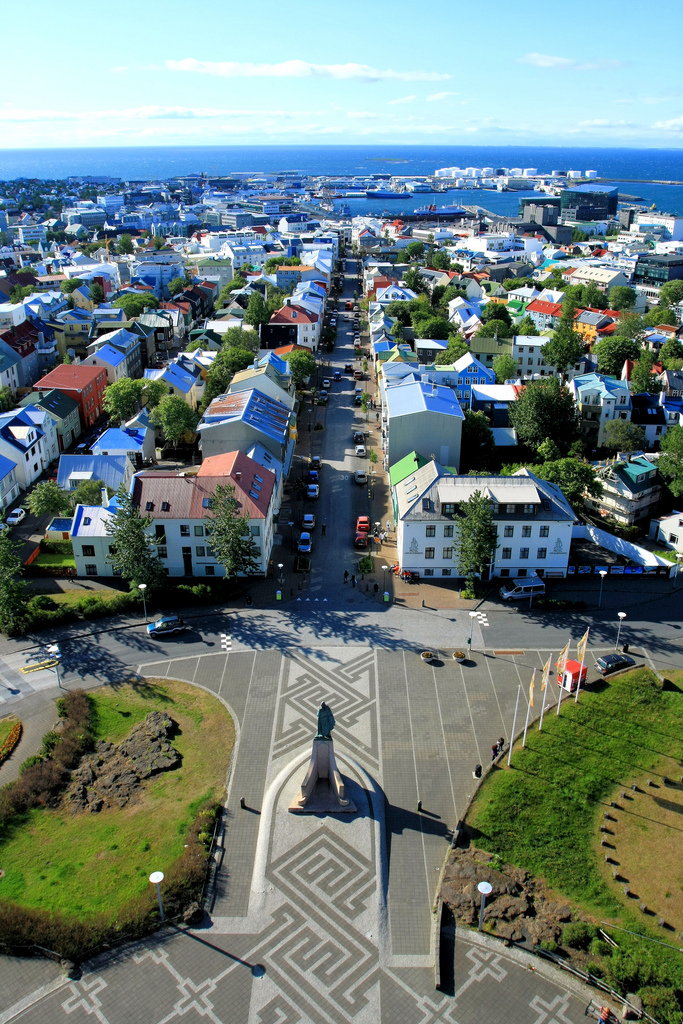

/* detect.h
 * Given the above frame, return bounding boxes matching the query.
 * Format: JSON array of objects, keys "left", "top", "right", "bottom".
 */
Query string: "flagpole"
[
  {"left": 508, "top": 684, "right": 521, "bottom": 767},
  {"left": 555, "top": 639, "right": 570, "bottom": 717},
  {"left": 539, "top": 658, "right": 550, "bottom": 731},
  {"left": 522, "top": 670, "right": 534, "bottom": 748},
  {"left": 556, "top": 666, "right": 564, "bottom": 715},
  {"left": 574, "top": 627, "right": 590, "bottom": 703}
]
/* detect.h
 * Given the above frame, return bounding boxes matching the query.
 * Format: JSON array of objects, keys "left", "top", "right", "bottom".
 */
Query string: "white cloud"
[
  {"left": 652, "top": 115, "right": 683, "bottom": 131},
  {"left": 165, "top": 58, "right": 450, "bottom": 82},
  {"left": 387, "top": 95, "right": 416, "bottom": 105},
  {"left": 346, "top": 111, "right": 378, "bottom": 119},
  {"left": 578, "top": 118, "right": 634, "bottom": 127},
  {"left": 517, "top": 52, "right": 623, "bottom": 71},
  {"left": 427, "top": 91, "right": 457, "bottom": 102}
]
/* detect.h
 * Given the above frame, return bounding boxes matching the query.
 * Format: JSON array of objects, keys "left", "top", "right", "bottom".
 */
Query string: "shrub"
[
  {"left": 589, "top": 937, "right": 612, "bottom": 957},
  {"left": 638, "top": 987, "right": 682, "bottom": 1024},
  {"left": 19, "top": 754, "right": 43, "bottom": 774},
  {"left": 562, "top": 921, "right": 598, "bottom": 949},
  {"left": 40, "top": 730, "right": 60, "bottom": 756},
  {"left": 540, "top": 939, "right": 559, "bottom": 953},
  {"left": 358, "top": 556, "right": 373, "bottom": 574},
  {"left": 27, "top": 594, "right": 58, "bottom": 612},
  {"left": 0, "top": 721, "right": 22, "bottom": 766}
]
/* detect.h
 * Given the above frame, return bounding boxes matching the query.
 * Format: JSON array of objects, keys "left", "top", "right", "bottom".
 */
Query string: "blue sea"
[{"left": 1, "top": 144, "right": 683, "bottom": 215}]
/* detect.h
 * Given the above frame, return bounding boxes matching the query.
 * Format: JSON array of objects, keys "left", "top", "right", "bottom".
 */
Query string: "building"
[
  {"left": 198, "top": 388, "right": 295, "bottom": 472},
  {"left": 649, "top": 511, "right": 683, "bottom": 555},
  {"left": 633, "top": 254, "right": 683, "bottom": 292},
  {"left": 560, "top": 184, "right": 618, "bottom": 220},
  {"left": 569, "top": 373, "right": 632, "bottom": 447},
  {"left": 268, "top": 304, "right": 320, "bottom": 351},
  {"left": 525, "top": 299, "right": 564, "bottom": 332},
  {"left": 587, "top": 455, "right": 663, "bottom": 526},
  {"left": 0, "top": 452, "right": 20, "bottom": 510},
  {"left": 33, "top": 364, "right": 107, "bottom": 429},
  {"left": 567, "top": 266, "right": 629, "bottom": 293},
  {"left": 0, "top": 409, "right": 47, "bottom": 489},
  {"left": 18, "top": 389, "right": 81, "bottom": 451},
  {"left": 383, "top": 379, "right": 464, "bottom": 471},
  {"left": 393, "top": 464, "right": 575, "bottom": 578},
  {"left": 630, "top": 393, "right": 668, "bottom": 449}
]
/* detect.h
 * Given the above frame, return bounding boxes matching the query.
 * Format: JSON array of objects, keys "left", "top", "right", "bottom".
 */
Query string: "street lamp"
[
  {"left": 477, "top": 881, "right": 492, "bottom": 931},
  {"left": 277, "top": 562, "right": 285, "bottom": 587},
  {"left": 598, "top": 569, "right": 607, "bottom": 609},
  {"left": 382, "top": 563, "right": 389, "bottom": 592},
  {"left": 616, "top": 611, "right": 626, "bottom": 651},
  {"left": 149, "top": 871, "right": 165, "bottom": 921},
  {"left": 138, "top": 582, "right": 148, "bottom": 622},
  {"left": 46, "top": 643, "right": 62, "bottom": 688},
  {"left": 468, "top": 610, "right": 478, "bottom": 649}
]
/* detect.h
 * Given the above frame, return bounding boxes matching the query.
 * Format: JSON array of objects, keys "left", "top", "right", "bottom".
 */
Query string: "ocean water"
[{"left": 1, "top": 144, "right": 682, "bottom": 214}]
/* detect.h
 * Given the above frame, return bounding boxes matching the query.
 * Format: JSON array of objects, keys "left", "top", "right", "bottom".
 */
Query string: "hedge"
[{"left": 0, "top": 721, "right": 22, "bottom": 767}]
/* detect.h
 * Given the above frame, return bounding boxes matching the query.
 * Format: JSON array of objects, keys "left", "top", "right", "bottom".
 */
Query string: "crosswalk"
[{"left": 220, "top": 633, "right": 232, "bottom": 653}]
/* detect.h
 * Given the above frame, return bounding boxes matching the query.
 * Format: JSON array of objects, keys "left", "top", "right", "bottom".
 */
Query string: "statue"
[{"left": 316, "top": 701, "right": 335, "bottom": 740}]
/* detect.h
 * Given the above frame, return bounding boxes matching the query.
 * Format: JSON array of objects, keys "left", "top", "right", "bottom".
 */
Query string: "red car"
[
  {"left": 354, "top": 532, "right": 368, "bottom": 548},
  {"left": 356, "top": 516, "right": 370, "bottom": 534}
]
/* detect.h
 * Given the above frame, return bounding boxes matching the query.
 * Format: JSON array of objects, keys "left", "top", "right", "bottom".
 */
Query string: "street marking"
[
  {"left": 220, "top": 634, "right": 232, "bottom": 652},
  {"left": 494, "top": 650, "right": 524, "bottom": 655},
  {"left": 20, "top": 658, "right": 59, "bottom": 674}
]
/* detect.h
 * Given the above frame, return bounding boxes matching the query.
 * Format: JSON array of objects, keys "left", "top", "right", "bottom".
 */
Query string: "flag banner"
[
  {"left": 576, "top": 628, "right": 590, "bottom": 665},
  {"left": 529, "top": 673, "right": 535, "bottom": 708},
  {"left": 557, "top": 640, "right": 571, "bottom": 677},
  {"left": 541, "top": 656, "right": 551, "bottom": 691}
]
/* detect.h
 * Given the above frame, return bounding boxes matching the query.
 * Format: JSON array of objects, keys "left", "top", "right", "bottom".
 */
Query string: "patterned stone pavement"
[{"left": 2, "top": 645, "right": 598, "bottom": 1023}]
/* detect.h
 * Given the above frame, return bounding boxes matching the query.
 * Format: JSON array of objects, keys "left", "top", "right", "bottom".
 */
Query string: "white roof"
[{"left": 69, "top": 471, "right": 94, "bottom": 481}]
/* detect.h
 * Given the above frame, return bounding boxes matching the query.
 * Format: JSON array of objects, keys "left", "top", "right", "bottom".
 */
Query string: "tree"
[
  {"left": 284, "top": 349, "right": 317, "bottom": 388},
  {"left": 477, "top": 319, "right": 513, "bottom": 338},
  {"left": 516, "top": 315, "right": 539, "bottom": 336},
  {"left": 659, "top": 425, "right": 683, "bottom": 496},
  {"left": 244, "top": 291, "right": 269, "bottom": 330},
  {"left": 105, "top": 487, "right": 166, "bottom": 590},
  {"left": 435, "top": 335, "right": 469, "bottom": 364},
  {"left": 0, "top": 385, "right": 14, "bottom": 412},
  {"left": 9, "top": 285, "right": 34, "bottom": 302},
  {"left": 142, "top": 378, "right": 169, "bottom": 409},
  {"left": 581, "top": 283, "right": 608, "bottom": 310},
  {"left": 608, "top": 285, "right": 637, "bottom": 310},
  {"left": 152, "top": 235, "right": 165, "bottom": 250},
  {"left": 150, "top": 395, "right": 198, "bottom": 443},
  {"left": 481, "top": 303, "right": 512, "bottom": 326},
  {"left": 117, "top": 234, "right": 134, "bottom": 255},
  {"left": 26, "top": 480, "right": 71, "bottom": 517},
  {"left": 411, "top": 314, "right": 450, "bottom": 340},
  {"left": 630, "top": 352, "right": 663, "bottom": 394},
  {"left": 541, "top": 300, "right": 585, "bottom": 376},
  {"left": 113, "top": 293, "right": 160, "bottom": 318},
  {"left": 202, "top": 347, "right": 254, "bottom": 408},
  {"left": 492, "top": 354, "right": 518, "bottom": 384},
  {"left": 264, "top": 255, "right": 300, "bottom": 274},
  {"left": 603, "top": 419, "right": 647, "bottom": 452},
  {"left": 103, "top": 378, "right": 144, "bottom": 422},
  {"left": 508, "top": 378, "right": 578, "bottom": 453},
  {"left": 537, "top": 437, "right": 562, "bottom": 462},
  {"left": 616, "top": 312, "right": 647, "bottom": 344},
  {"left": 533, "top": 458, "right": 603, "bottom": 511},
  {"left": 456, "top": 491, "right": 498, "bottom": 589},
  {"left": 60, "top": 278, "right": 84, "bottom": 294},
  {"left": 89, "top": 282, "right": 104, "bottom": 305},
  {"left": 643, "top": 304, "right": 677, "bottom": 327},
  {"left": 406, "top": 241, "right": 425, "bottom": 261},
  {"left": 594, "top": 334, "right": 642, "bottom": 377},
  {"left": 659, "top": 280, "right": 683, "bottom": 307},
  {"left": 384, "top": 301, "right": 413, "bottom": 327},
  {"left": 461, "top": 411, "right": 496, "bottom": 472},
  {"left": 207, "top": 483, "right": 261, "bottom": 577},
  {"left": 72, "top": 478, "right": 108, "bottom": 507},
  {"left": 0, "top": 533, "right": 27, "bottom": 635},
  {"left": 660, "top": 337, "right": 683, "bottom": 369},
  {"left": 403, "top": 267, "right": 427, "bottom": 294},
  {"left": 432, "top": 251, "right": 452, "bottom": 271},
  {"left": 168, "top": 277, "right": 186, "bottom": 297}
]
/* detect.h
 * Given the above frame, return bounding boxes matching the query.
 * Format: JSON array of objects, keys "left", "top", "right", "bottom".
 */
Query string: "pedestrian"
[
  {"left": 497, "top": 736, "right": 505, "bottom": 755},
  {"left": 491, "top": 744, "right": 497, "bottom": 761},
  {"left": 344, "top": 570, "right": 349, "bottom": 584},
  {"left": 322, "top": 523, "right": 326, "bottom": 536},
  {"left": 376, "top": 412, "right": 380, "bottom": 422},
  {"left": 386, "top": 519, "right": 391, "bottom": 532},
  {"left": 351, "top": 574, "right": 357, "bottom": 588}
]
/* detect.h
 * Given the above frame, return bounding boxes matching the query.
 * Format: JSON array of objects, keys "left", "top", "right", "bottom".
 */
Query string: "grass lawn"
[
  {"left": 0, "top": 715, "right": 19, "bottom": 748},
  {"left": 0, "top": 680, "right": 233, "bottom": 919},
  {"left": 47, "top": 587, "right": 127, "bottom": 606},
  {"left": 467, "top": 668, "right": 683, "bottom": 1020},
  {"left": 31, "top": 553, "right": 76, "bottom": 568}
]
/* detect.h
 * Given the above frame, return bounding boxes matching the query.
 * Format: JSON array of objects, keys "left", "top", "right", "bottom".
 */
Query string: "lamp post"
[
  {"left": 46, "top": 643, "right": 62, "bottom": 688},
  {"left": 149, "top": 870, "right": 165, "bottom": 921},
  {"left": 616, "top": 611, "right": 626, "bottom": 651},
  {"left": 468, "top": 610, "right": 478, "bottom": 650},
  {"left": 138, "top": 582, "right": 148, "bottom": 623},
  {"left": 598, "top": 569, "right": 607, "bottom": 609},
  {"left": 277, "top": 562, "right": 285, "bottom": 587},
  {"left": 477, "top": 881, "right": 492, "bottom": 931},
  {"left": 382, "top": 564, "right": 388, "bottom": 592}
]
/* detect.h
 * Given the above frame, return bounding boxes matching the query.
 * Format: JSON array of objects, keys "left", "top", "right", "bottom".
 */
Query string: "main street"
[{"left": 1, "top": 257, "right": 682, "bottom": 1023}]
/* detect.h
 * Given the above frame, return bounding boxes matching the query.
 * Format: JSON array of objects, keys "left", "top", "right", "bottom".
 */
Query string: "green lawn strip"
[
  {"left": 31, "top": 553, "right": 76, "bottom": 568},
  {"left": 43, "top": 588, "right": 129, "bottom": 607},
  {"left": 0, "top": 716, "right": 18, "bottom": 748},
  {"left": 467, "top": 668, "right": 683, "bottom": 1019},
  {"left": 0, "top": 681, "right": 232, "bottom": 919}
]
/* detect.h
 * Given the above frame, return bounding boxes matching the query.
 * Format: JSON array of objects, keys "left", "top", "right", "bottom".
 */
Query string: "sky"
[{"left": 2, "top": 0, "right": 683, "bottom": 149}]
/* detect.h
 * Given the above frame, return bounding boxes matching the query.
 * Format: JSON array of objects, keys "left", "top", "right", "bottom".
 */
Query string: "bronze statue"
[{"left": 316, "top": 701, "right": 335, "bottom": 739}]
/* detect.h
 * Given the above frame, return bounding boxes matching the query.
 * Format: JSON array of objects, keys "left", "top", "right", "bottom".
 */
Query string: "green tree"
[
  {"left": 508, "top": 377, "right": 578, "bottom": 453},
  {"left": 168, "top": 277, "right": 186, "bottom": 297},
  {"left": 152, "top": 235, "right": 165, "bottom": 250},
  {"left": 0, "top": 533, "right": 28, "bottom": 635},
  {"left": 283, "top": 349, "right": 317, "bottom": 388},
  {"left": 435, "top": 335, "right": 469, "bottom": 364},
  {"left": 581, "top": 283, "right": 608, "bottom": 310},
  {"left": 202, "top": 347, "right": 254, "bottom": 408},
  {"left": 492, "top": 354, "right": 518, "bottom": 383},
  {"left": 103, "top": 378, "right": 144, "bottom": 422},
  {"left": 26, "top": 480, "right": 71, "bottom": 517},
  {"left": 643, "top": 304, "right": 677, "bottom": 327},
  {"left": 9, "top": 285, "right": 34, "bottom": 302},
  {"left": 150, "top": 395, "right": 198, "bottom": 443},
  {"left": 537, "top": 437, "right": 562, "bottom": 462},
  {"left": 244, "top": 291, "right": 269, "bottom": 330},
  {"left": 461, "top": 411, "right": 496, "bottom": 472},
  {"left": 113, "top": 293, "right": 160, "bottom": 318},
  {"left": 516, "top": 314, "right": 539, "bottom": 336},
  {"left": 265, "top": 286, "right": 287, "bottom": 316},
  {"left": 659, "top": 280, "right": 683, "bottom": 306},
  {"left": 533, "top": 458, "right": 603, "bottom": 511},
  {"left": 264, "top": 255, "right": 300, "bottom": 274},
  {"left": 481, "top": 303, "right": 512, "bottom": 326},
  {"left": 456, "top": 491, "right": 498, "bottom": 589},
  {"left": 476, "top": 319, "right": 513, "bottom": 338},
  {"left": 607, "top": 285, "right": 637, "bottom": 310},
  {"left": 105, "top": 486, "right": 166, "bottom": 590},
  {"left": 0, "top": 385, "right": 14, "bottom": 412},
  {"left": 207, "top": 483, "right": 261, "bottom": 577},
  {"left": 89, "top": 281, "right": 104, "bottom": 305},
  {"left": 660, "top": 337, "right": 683, "bottom": 369},
  {"left": 411, "top": 314, "right": 450, "bottom": 340},
  {"left": 142, "top": 378, "right": 169, "bottom": 410},
  {"left": 384, "top": 301, "right": 413, "bottom": 326},
  {"left": 431, "top": 251, "right": 452, "bottom": 271},
  {"left": 60, "top": 278, "right": 84, "bottom": 294},
  {"left": 117, "top": 234, "right": 135, "bottom": 255},
  {"left": 603, "top": 419, "right": 647, "bottom": 452},
  {"left": 594, "top": 334, "right": 642, "bottom": 377},
  {"left": 541, "top": 300, "right": 585, "bottom": 376},
  {"left": 659, "top": 425, "right": 683, "bottom": 496},
  {"left": 616, "top": 312, "right": 647, "bottom": 344},
  {"left": 406, "top": 241, "right": 425, "bottom": 261},
  {"left": 72, "top": 478, "right": 108, "bottom": 507},
  {"left": 630, "top": 352, "right": 663, "bottom": 394},
  {"left": 403, "top": 267, "right": 427, "bottom": 294}
]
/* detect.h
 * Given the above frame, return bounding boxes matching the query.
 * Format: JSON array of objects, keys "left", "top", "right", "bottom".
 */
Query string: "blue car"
[
  {"left": 298, "top": 532, "right": 312, "bottom": 554},
  {"left": 147, "top": 615, "right": 187, "bottom": 638}
]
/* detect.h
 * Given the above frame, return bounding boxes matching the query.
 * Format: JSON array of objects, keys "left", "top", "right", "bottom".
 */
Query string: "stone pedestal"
[{"left": 289, "top": 738, "right": 357, "bottom": 814}]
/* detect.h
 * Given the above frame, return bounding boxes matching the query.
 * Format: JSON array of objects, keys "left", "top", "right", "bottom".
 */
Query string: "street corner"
[{"left": 0, "top": 647, "right": 63, "bottom": 702}]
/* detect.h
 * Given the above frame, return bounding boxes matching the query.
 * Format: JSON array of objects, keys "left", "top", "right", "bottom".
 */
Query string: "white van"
[{"left": 499, "top": 576, "right": 546, "bottom": 601}]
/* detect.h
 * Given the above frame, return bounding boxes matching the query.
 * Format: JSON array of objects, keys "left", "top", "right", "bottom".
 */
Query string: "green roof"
[
  {"left": 469, "top": 337, "right": 513, "bottom": 356},
  {"left": 389, "top": 451, "right": 428, "bottom": 487}
]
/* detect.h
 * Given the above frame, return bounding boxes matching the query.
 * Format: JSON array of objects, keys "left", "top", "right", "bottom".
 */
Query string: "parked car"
[
  {"left": 307, "top": 469, "right": 319, "bottom": 484},
  {"left": 298, "top": 532, "right": 312, "bottom": 554},
  {"left": 322, "top": 379, "right": 331, "bottom": 389},
  {"left": 307, "top": 484, "right": 320, "bottom": 499},
  {"left": 356, "top": 516, "right": 370, "bottom": 533},
  {"left": 354, "top": 395, "right": 362, "bottom": 406},
  {"left": 333, "top": 370, "right": 341, "bottom": 381},
  {"left": 354, "top": 532, "right": 368, "bottom": 549},
  {"left": 147, "top": 615, "right": 187, "bottom": 638},
  {"left": 355, "top": 444, "right": 366, "bottom": 457},
  {"left": 310, "top": 456, "right": 321, "bottom": 470},
  {"left": 595, "top": 653, "right": 635, "bottom": 675},
  {"left": 354, "top": 370, "right": 363, "bottom": 380},
  {"left": 302, "top": 513, "right": 316, "bottom": 530},
  {"left": 5, "top": 507, "right": 27, "bottom": 526},
  {"left": 354, "top": 470, "right": 368, "bottom": 485},
  {"left": 353, "top": 431, "right": 365, "bottom": 444}
]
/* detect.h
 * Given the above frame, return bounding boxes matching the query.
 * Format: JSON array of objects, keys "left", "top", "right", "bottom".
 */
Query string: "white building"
[{"left": 649, "top": 510, "right": 683, "bottom": 555}]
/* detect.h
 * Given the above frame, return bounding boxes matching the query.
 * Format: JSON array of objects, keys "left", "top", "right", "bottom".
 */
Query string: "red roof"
[
  {"left": 270, "top": 304, "right": 318, "bottom": 325},
  {"left": 197, "top": 450, "right": 274, "bottom": 517},
  {"left": 133, "top": 459, "right": 273, "bottom": 522},
  {"left": 35, "top": 364, "right": 106, "bottom": 390},
  {"left": 273, "top": 343, "right": 312, "bottom": 356},
  {"left": 526, "top": 300, "right": 563, "bottom": 317}
]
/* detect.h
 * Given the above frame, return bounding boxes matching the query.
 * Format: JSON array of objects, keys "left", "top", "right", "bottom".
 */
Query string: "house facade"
[
  {"left": 569, "top": 373, "right": 632, "bottom": 447},
  {"left": 587, "top": 455, "right": 663, "bottom": 526},
  {"left": 33, "top": 364, "right": 107, "bottom": 429},
  {"left": 19, "top": 389, "right": 81, "bottom": 451}
]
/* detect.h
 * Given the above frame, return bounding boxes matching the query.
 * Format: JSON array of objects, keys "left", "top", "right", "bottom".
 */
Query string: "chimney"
[
  {"left": 235, "top": 471, "right": 242, "bottom": 480},
  {"left": 101, "top": 487, "right": 108, "bottom": 506}
]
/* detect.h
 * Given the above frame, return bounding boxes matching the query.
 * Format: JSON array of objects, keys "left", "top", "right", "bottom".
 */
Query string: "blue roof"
[
  {"left": 57, "top": 454, "right": 130, "bottom": 491},
  {"left": 0, "top": 452, "right": 17, "bottom": 479},
  {"left": 90, "top": 344, "right": 126, "bottom": 368},
  {"left": 563, "top": 183, "right": 618, "bottom": 195},
  {"left": 92, "top": 427, "right": 144, "bottom": 452},
  {"left": 386, "top": 380, "right": 465, "bottom": 420},
  {"left": 256, "top": 351, "right": 289, "bottom": 375}
]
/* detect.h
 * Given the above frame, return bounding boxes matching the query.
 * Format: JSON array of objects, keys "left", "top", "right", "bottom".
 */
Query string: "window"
[
  {"left": 194, "top": 525, "right": 204, "bottom": 536},
  {"left": 80, "top": 543, "right": 95, "bottom": 557},
  {"left": 180, "top": 525, "right": 190, "bottom": 536},
  {"left": 443, "top": 547, "right": 453, "bottom": 559},
  {"left": 83, "top": 517, "right": 91, "bottom": 526},
  {"left": 502, "top": 547, "right": 512, "bottom": 559},
  {"left": 441, "top": 568, "right": 452, "bottom": 576},
  {"left": 442, "top": 502, "right": 455, "bottom": 514},
  {"left": 504, "top": 526, "right": 514, "bottom": 537},
  {"left": 196, "top": 546, "right": 206, "bottom": 557},
  {"left": 424, "top": 567, "right": 434, "bottom": 576},
  {"left": 500, "top": 568, "right": 510, "bottom": 577},
  {"left": 157, "top": 546, "right": 168, "bottom": 559},
  {"left": 443, "top": 525, "right": 454, "bottom": 537},
  {"left": 108, "top": 545, "right": 115, "bottom": 555},
  {"left": 425, "top": 547, "right": 435, "bottom": 559},
  {"left": 205, "top": 565, "right": 215, "bottom": 576},
  {"left": 85, "top": 563, "right": 98, "bottom": 576},
  {"left": 202, "top": 497, "right": 213, "bottom": 509},
  {"left": 250, "top": 525, "right": 260, "bottom": 537},
  {"left": 161, "top": 501, "right": 170, "bottom": 511},
  {"left": 537, "top": 547, "right": 547, "bottom": 559},
  {"left": 522, "top": 525, "right": 532, "bottom": 538},
  {"left": 669, "top": 534, "right": 678, "bottom": 544},
  {"left": 422, "top": 498, "right": 431, "bottom": 511},
  {"left": 506, "top": 504, "right": 515, "bottom": 514},
  {"left": 520, "top": 548, "right": 529, "bottom": 559},
  {"left": 539, "top": 525, "right": 549, "bottom": 538},
  {"left": 145, "top": 501, "right": 154, "bottom": 511},
  {"left": 523, "top": 503, "right": 534, "bottom": 514},
  {"left": 426, "top": 525, "right": 436, "bottom": 537}
]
